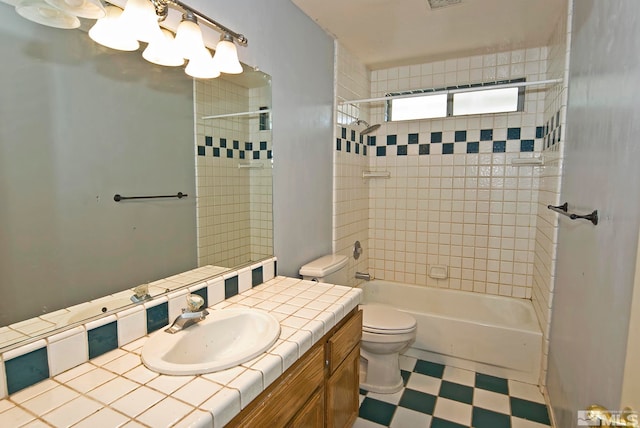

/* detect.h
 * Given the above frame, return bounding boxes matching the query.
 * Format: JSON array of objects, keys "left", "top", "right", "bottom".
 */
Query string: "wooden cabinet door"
[
  {"left": 288, "top": 387, "right": 324, "bottom": 428},
  {"left": 326, "top": 345, "right": 360, "bottom": 428}
]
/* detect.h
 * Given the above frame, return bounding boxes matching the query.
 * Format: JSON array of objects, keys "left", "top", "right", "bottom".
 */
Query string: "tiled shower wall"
[
  {"left": 364, "top": 48, "right": 548, "bottom": 298},
  {"left": 195, "top": 78, "right": 273, "bottom": 268},
  {"left": 532, "top": 1, "right": 571, "bottom": 386},
  {"left": 334, "top": 43, "right": 371, "bottom": 286}
]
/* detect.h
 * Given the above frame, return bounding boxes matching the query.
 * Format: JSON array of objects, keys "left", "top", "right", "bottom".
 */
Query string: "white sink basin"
[{"left": 141, "top": 308, "right": 281, "bottom": 375}]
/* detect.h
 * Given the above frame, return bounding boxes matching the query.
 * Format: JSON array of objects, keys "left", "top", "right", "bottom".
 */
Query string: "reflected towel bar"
[
  {"left": 114, "top": 192, "right": 188, "bottom": 202},
  {"left": 547, "top": 202, "right": 598, "bottom": 225}
]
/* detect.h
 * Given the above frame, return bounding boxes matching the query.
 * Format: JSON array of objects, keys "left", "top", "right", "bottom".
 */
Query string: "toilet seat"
[{"left": 361, "top": 304, "right": 417, "bottom": 335}]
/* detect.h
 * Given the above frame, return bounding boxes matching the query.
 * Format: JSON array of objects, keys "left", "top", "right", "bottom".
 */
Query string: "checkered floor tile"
[{"left": 355, "top": 355, "right": 552, "bottom": 428}]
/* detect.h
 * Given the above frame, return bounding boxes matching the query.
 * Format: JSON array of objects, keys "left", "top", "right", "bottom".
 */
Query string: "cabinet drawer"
[
  {"left": 327, "top": 309, "right": 362, "bottom": 374},
  {"left": 229, "top": 345, "right": 325, "bottom": 427}
]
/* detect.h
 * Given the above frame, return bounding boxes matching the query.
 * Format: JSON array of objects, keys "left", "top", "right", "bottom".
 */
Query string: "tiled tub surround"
[{"left": 0, "top": 259, "right": 362, "bottom": 427}]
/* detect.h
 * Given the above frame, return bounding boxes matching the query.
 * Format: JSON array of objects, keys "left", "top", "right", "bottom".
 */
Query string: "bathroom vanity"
[
  {"left": 0, "top": 263, "right": 363, "bottom": 428},
  {"left": 228, "top": 308, "right": 362, "bottom": 427}
]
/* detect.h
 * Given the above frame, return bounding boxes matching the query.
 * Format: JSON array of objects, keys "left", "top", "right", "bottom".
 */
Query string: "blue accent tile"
[
  {"left": 205, "top": 136, "right": 213, "bottom": 146},
  {"left": 556, "top": 110, "right": 560, "bottom": 126},
  {"left": 197, "top": 146, "right": 205, "bottom": 156},
  {"left": 408, "top": 133, "right": 419, "bottom": 144},
  {"left": 192, "top": 287, "right": 208, "bottom": 308},
  {"left": 346, "top": 141, "right": 351, "bottom": 153},
  {"left": 225, "top": 275, "right": 239, "bottom": 298},
  {"left": 363, "top": 146, "right": 367, "bottom": 156},
  {"left": 397, "top": 145, "right": 407, "bottom": 156},
  {"left": 431, "top": 418, "right": 468, "bottom": 428},
  {"left": 399, "top": 388, "right": 436, "bottom": 414},
  {"left": 475, "top": 373, "right": 509, "bottom": 394},
  {"left": 507, "top": 127, "right": 521, "bottom": 140},
  {"left": 439, "top": 381, "right": 473, "bottom": 404},
  {"left": 226, "top": 149, "right": 233, "bottom": 158},
  {"left": 442, "top": 143, "right": 454, "bottom": 154},
  {"left": 419, "top": 144, "right": 430, "bottom": 155},
  {"left": 253, "top": 151, "right": 260, "bottom": 160},
  {"left": 480, "top": 129, "right": 493, "bottom": 141},
  {"left": 521, "top": 139, "right": 535, "bottom": 152},
  {"left": 368, "top": 136, "right": 377, "bottom": 146},
  {"left": 233, "top": 140, "right": 239, "bottom": 149},
  {"left": 431, "top": 132, "right": 442, "bottom": 143},
  {"left": 413, "top": 360, "right": 444, "bottom": 378},
  {"left": 267, "top": 150, "right": 272, "bottom": 159},
  {"left": 239, "top": 151, "right": 245, "bottom": 159},
  {"left": 260, "top": 141, "right": 267, "bottom": 150},
  {"left": 359, "top": 397, "right": 396, "bottom": 425},
  {"left": 5, "top": 347, "right": 49, "bottom": 395},
  {"left": 341, "top": 127, "right": 346, "bottom": 139},
  {"left": 213, "top": 148, "right": 220, "bottom": 157},
  {"left": 455, "top": 130, "right": 467, "bottom": 142},
  {"left": 493, "top": 141, "right": 506, "bottom": 153},
  {"left": 387, "top": 135, "right": 397, "bottom": 145},
  {"left": 351, "top": 129, "right": 356, "bottom": 141},
  {"left": 252, "top": 266, "right": 263, "bottom": 287},
  {"left": 359, "top": 388, "right": 368, "bottom": 395},
  {"left": 536, "top": 126, "right": 544, "bottom": 138},
  {"left": 274, "top": 260, "right": 278, "bottom": 275},
  {"left": 472, "top": 407, "right": 511, "bottom": 428},
  {"left": 355, "top": 143, "right": 360, "bottom": 154},
  {"left": 146, "top": 303, "right": 168, "bottom": 334},
  {"left": 336, "top": 139, "right": 342, "bottom": 151},
  {"left": 88, "top": 321, "right": 119, "bottom": 359},
  {"left": 245, "top": 142, "right": 253, "bottom": 150},
  {"left": 359, "top": 135, "right": 363, "bottom": 144},
  {"left": 377, "top": 146, "right": 386, "bottom": 156},
  {"left": 511, "top": 397, "right": 551, "bottom": 425},
  {"left": 220, "top": 138, "right": 227, "bottom": 148},
  {"left": 467, "top": 142, "right": 479, "bottom": 153}
]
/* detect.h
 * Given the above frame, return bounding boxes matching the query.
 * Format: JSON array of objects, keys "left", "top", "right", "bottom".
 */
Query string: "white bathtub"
[{"left": 360, "top": 280, "right": 542, "bottom": 384}]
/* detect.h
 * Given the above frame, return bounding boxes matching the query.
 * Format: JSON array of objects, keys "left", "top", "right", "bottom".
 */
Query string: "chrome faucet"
[{"left": 165, "top": 294, "right": 209, "bottom": 334}]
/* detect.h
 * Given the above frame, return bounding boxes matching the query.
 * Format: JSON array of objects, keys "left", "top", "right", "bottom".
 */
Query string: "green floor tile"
[
  {"left": 401, "top": 369, "right": 411, "bottom": 385},
  {"left": 359, "top": 397, "right": 396, "bottom": 425},
  {"left": 472, "top": 407, "right": 511, "bottom": 428},
  {"left": 413, "top": 359, "right": 445, "bottom": 378},
  {"left": 475, "top": 372, "right": 509, "bottom": 395},
  {"left": 431, "top": 417, "right": 468, "bottom": 428},
  {"left": 399, "top": 388, "right": 437, "bottom": 415},
  {"left": 439, "top": 380, "right": 474, "bottom": 404},
  {"left": 510, "top": 397, "right": 551, "bottom": 425}
]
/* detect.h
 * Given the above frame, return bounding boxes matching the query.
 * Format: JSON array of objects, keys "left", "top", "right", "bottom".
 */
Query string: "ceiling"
[{"left": 291, "top": 0, "right": 567, "bottom": 70}]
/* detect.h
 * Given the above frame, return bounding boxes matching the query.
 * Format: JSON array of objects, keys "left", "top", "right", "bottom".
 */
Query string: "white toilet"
[{"left": 299, "top": 254, "right": 417, "bottom": 394}]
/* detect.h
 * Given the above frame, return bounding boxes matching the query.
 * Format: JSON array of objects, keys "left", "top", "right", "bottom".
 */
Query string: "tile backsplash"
[{"left": 0, "top": 258, "right": 277, "bottom": 399}]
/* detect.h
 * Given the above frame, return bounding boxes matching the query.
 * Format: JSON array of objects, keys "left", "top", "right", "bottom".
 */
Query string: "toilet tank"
[{"left": 299, "top": 254, "right": 349, "bottom": 285}]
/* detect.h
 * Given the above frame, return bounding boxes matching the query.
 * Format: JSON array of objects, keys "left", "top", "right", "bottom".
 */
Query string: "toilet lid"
[{"left": 361, "top": 304, "right": 417, "bottom": 334}]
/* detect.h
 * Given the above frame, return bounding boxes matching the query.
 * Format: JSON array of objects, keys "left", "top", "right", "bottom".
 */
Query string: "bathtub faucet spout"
[{"left": 355, "top": 272, "right": 372, "bottom": 281}]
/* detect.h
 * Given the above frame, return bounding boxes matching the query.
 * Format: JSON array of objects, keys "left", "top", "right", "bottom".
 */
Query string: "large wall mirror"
[{"left": 0, "top": 2, "right": 273, "bottom": 351}]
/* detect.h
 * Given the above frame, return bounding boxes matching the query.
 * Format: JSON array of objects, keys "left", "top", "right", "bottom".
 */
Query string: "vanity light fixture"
[{"left": 14, "top": 0, "right": 248, "bottom": 79}]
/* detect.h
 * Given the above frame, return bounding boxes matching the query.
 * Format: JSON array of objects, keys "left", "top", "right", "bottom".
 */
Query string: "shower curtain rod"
[
  {"left": 202, "top": 109, "right": 271, "bottom": 120},
  {"left": 338, "top": 78, "right": 563, "bottom": 105}
]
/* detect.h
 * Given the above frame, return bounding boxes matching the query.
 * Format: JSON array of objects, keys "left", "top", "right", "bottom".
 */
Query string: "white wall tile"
[{"left": 47, "top": 326, "right": 88, "bottom": 377}]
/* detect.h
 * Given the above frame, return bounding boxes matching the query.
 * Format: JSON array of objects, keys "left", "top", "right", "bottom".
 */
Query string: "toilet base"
[{"left": 359, "top": 350, "right": 404, "bottom": 394}]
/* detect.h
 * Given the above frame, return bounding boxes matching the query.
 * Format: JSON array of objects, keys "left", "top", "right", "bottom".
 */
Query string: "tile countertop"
[{"left": 0, "top": 277, "right": 362, "bottom": 428}]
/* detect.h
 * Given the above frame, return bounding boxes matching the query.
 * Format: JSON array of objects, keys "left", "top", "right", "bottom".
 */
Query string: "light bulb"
[
  {"left": 15, "top": 0, "right": 80, "bottom": 29},
  {"left": 89, "top": 5, "right": 140, "bottom": 51},
  {"left": 212, "top": 35, "right": 243, "bottom": 74},
  {"left": 118, "top": 0, "right": 163, "bottom": 43},
  {"left": 174, "top": 14, "right": 206, "bottom": 61},
  {"left": 185, "top": 48, "right": 221, "bottom": 79},
  {"left": 143, "top": 28, "right": 185, "bottom": 67}
]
